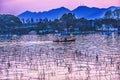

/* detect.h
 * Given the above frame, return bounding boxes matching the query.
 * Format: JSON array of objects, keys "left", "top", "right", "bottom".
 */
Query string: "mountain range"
[{"left": 18, "top": 6, "right": 120, "bottom": 21}]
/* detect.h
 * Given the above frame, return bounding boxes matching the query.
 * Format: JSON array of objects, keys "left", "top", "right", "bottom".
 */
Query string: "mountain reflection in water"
[{"left": 0, "top": 33, "right": 120, "bottom": 80}]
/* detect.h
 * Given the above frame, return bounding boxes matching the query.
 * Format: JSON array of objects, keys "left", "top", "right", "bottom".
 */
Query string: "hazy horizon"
[{"left": 0, "top": 0, "right": 120, "bottom": 15}]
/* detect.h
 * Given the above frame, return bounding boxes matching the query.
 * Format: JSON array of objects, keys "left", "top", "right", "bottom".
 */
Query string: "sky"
[{"left": 0, "top": 0, "right": 120, "bottom": 15}]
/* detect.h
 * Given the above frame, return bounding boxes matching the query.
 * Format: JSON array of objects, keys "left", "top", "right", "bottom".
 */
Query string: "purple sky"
[{"left": 0, "top": 0, "right": 120, "bottom": 15}]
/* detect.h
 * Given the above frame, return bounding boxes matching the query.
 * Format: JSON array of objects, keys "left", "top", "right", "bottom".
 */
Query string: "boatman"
[
  {"left": 70, "top": 32, "right": 73, "bottom": 40},
  {"left": 69, "top": 25, "right": 73, "bottom": 40}
]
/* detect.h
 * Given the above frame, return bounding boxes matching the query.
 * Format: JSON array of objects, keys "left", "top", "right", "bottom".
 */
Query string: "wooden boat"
[
  {"left": 53, "top": 38, "right": 75, "bottom": 42},
  {"left": 53, "top": 25, "right": 76, "bottom": 42}
]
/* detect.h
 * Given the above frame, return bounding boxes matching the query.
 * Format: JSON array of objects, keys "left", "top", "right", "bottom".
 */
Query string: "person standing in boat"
[
  {"left": 64, "top": 37, "right": 67, "bottom": 41},
  {"left": 69, "top": 25, "right": 73, "bottom": 40},
  {"left": 70, "top": 32, "right": 73, "bottom": 40}
]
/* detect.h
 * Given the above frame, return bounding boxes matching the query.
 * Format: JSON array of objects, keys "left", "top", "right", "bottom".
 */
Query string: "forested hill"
[{"left": 0, "top": 14, "right": 22, "bottom": 27}]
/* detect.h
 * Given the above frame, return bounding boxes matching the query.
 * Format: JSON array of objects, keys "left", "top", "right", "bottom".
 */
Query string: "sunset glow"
[{"left": 0, "top": 0, "right": 120, "bottom": 15}]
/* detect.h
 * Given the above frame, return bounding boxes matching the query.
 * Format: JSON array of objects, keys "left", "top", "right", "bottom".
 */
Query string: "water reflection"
[{"left": 0, "top": 33, "right": 120, "bottom": 80}]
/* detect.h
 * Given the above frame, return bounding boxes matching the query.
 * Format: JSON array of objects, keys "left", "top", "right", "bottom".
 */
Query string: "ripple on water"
[{"left": 0, "top": 34, "right": 120, "bottom": 80}]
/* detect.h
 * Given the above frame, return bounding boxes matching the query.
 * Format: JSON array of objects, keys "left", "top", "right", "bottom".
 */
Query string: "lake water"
[{"left": 0, "top": 33, "right": 120, "bottom": 80}]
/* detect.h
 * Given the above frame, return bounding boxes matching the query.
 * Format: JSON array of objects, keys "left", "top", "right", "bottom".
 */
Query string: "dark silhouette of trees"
[
  {"left": 31, "top": 18, "right": 34, "bottom": 23},
  {"left": 60, "top": 13, "right": 76, "bottom": 27},
  {"left": 37, "top": 22, "right": 47, "bottom": 30},
  {"left": 94, "top": 19, "right": 119, "bottom": 29},
  {"left": 0, "top": 14, "right": 22, "bottom": 34},
  {"left": 0, "top": 14, "right": 22, "bottom": 27},
  {"left": 36, "top": 13, "right": 97, "bottom": 33},
  {"left": 104, "top": 10, "right": 112, "bottom": 19},
  {"left": 1, "top": 12, "right": 119, "bottom": 35}
]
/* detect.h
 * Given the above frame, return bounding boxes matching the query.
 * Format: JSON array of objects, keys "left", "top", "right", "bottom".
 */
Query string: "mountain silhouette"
[
  {"left": 72, "top": 6, "right": 107, "bottom": 19},
  {"left": 18, "top": 7, "right": 70, "bottom": 21},
  {"left": 18, "top": 6, "right": 120, "bottom": 21}
]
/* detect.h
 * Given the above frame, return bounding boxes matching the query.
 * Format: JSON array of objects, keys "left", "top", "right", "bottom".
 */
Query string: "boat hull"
[{"left": 53, "top": 39, "right": 75, "bottom": 42}]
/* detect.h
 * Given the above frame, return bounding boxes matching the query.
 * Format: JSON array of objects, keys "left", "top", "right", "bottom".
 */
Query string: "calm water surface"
[{"left": 0, "top": 33, "right": 120, "bottom": 80}]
